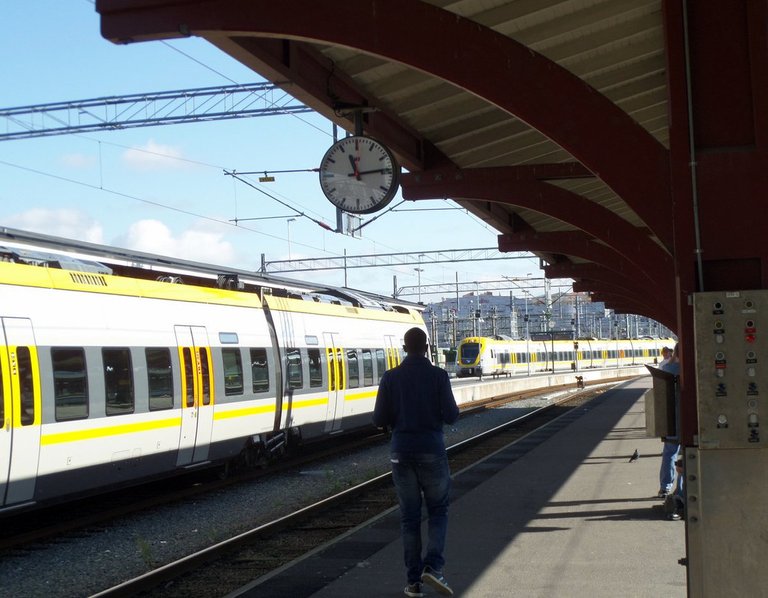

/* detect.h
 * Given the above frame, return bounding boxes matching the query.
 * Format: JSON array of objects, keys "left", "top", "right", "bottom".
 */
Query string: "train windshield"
[{"left": 459, "top": 343, "right": 480, "bottom": 364}]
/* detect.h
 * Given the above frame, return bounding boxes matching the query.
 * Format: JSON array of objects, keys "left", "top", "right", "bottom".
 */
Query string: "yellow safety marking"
[
  {"left": 345, "top": 390, "right": 376, "bottom": 402},
  {"left": 282, "top": 397, "right": 328, "bottom": 410},
  {"left": 215, "top": 396, "right": 328, "bottom": 419},
  {"left": 213, "top": 404, "right": 276, "bottom": 420},
  {"left": 41, "top": 417, "right": 182, "bottom": 445}
]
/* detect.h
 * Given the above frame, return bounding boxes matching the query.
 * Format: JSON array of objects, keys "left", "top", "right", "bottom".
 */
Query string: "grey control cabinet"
[{"left": 688, "top": 291, "right": 768, "bottom": 597}]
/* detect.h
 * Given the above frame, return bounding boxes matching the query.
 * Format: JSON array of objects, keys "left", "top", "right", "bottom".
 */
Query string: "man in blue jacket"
[{"left": 373, "top": 327, "right": 460, "bottom": 598}]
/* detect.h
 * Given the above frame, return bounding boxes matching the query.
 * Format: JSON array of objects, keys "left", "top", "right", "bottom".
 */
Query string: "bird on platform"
[{"left": 628, "top": 449, "right": 639, "bottom": 463}]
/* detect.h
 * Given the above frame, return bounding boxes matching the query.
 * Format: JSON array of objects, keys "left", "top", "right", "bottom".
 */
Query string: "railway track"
[
  {"left": 0, "top": 374, "right": 597, "bottom": 551},
  {"left": 90, "top": 382, "right": 615, "bottom": 598}
]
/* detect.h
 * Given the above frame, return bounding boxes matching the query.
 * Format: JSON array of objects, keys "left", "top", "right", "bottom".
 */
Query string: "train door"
[
  {"left": 0, "top": 317, "right": 41, "bottom": 507},
  {"left": 174, "top": 325, "right": 215, "bottom": 466},
  {"left": 0, "top": 328, "right": 8, "bottom": 506},
  {"left": 384, "top": 335, "right": 401, "bottom": 370},
  {"left": 323, "top": 332, "right": 346, "bottom": 432}
]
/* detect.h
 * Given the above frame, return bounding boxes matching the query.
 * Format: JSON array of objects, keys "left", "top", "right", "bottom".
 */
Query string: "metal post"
[
  {"left": 415, "top": 267, "right": 423, "bottom": 303},
  {"left": 455, "top": 271, "right": 460, "bottom": 317},
  {"left": 575, "top": 294, "right": 580, "bottom": 338},
  {"left": 551, "top": 332, "right": 555, "bottom": 373},
  {"left": 343, "top": 249, "right": 348, "bottom": 287},
  {"left": 526, "top": 314, "right": 530, "bottom": 376},
  {"left": 286, "top": 217, "right": 296, "bottom": 260}
]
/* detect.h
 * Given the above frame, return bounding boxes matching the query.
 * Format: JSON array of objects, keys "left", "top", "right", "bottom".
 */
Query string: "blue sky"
[{"left": 0, "top": 1, "right": 544, "bottom": 300}]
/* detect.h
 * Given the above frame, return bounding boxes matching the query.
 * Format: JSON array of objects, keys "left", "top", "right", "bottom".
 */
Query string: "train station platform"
[{"left": 232, "top": 377, "right": 688, "bottom": 598}]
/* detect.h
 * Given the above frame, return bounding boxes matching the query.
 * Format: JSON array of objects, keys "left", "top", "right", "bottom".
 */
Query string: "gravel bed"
[{"left": 0, "top": 388, "right": 597, "bottom": 597}]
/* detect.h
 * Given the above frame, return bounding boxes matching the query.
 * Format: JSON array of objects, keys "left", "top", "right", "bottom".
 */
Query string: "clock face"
[{"left": 319, "top": 135, "right": 400, "bottom": 214}]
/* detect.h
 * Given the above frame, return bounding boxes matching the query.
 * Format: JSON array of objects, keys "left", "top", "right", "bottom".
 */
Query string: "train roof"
[{"left": 0, "top": 226, "right": 421, "bottom": 314}]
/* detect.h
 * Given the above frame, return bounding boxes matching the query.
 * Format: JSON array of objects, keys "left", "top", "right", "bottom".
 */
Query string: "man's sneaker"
[
  {"left": 657, "top": 489, "right": 669, "bottom": 499},
  {"left": 404, "top": 582, "right": 424, "bottom": 597},
  {"left": 421, "top": 566, "right": 453, "bottom": 596}
]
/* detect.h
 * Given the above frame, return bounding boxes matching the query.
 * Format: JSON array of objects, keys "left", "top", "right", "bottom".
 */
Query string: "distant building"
[{"left": 422, "top": 291, "right": 673, "bottom": 349}]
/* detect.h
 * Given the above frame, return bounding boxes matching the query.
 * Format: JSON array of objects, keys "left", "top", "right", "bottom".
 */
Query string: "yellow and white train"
[
  {"left": 456, "top": 335, "right": 674, "bottom": 378},
  {"left": 0, "top": 233, "right": 424, "bottom": 514}
]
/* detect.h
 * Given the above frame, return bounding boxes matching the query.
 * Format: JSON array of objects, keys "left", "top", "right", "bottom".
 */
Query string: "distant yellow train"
[{"left": 456, "top": 335, "right": 674, "bottom": 378}]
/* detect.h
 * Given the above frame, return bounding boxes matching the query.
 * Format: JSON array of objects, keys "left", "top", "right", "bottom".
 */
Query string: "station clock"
[{"left": 318, "top": 135, "right": 400, "bottom": 214}]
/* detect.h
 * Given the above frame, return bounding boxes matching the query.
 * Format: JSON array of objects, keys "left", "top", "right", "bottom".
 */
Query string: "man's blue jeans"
[
  {"left": 660, "top": 440, "right": 680, "bottom": 493},
  {"left": 391, "top": 452, "right": 451, "bottom": 584}
]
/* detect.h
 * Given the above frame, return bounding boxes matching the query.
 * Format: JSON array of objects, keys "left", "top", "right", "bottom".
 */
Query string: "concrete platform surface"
[{"left": 234, "top": 377, "right": 687, "bottom": 598}]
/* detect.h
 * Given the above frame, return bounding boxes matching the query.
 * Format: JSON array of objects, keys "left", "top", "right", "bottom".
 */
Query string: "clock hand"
[
  {"left": 348, "top": 154, "right": 360, "bottom": 180},
  {"left": 348, "top": 168, "right": 388, "bottom": 177}
]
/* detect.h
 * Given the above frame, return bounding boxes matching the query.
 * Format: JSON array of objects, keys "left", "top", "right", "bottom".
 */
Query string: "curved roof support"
[
  {"left": 588, "top": 292, "right": 665, "bottom": 323},
  {"left": 545, "top": 262, "right": 644, "bottom": 291},
  {"left": 401, "top": 166, "right": 672, "bottom": 284},
  {"left": 209, "top": 36, "right": 450, "bottom": 171},
  {"left": 549, "top": 264, "right": 675, "bottom": 326},
  {"left": 97, "top": 0, "right": 673, "bottom": 248},
  {"left": 498, "top": 231, "right": 661, "bottom": 289}
]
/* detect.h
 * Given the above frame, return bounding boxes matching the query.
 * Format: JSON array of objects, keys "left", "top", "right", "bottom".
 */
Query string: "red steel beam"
[
  {"left": 544, "top": 262, "right": 644, "bottom": 296},
  {"left": 544, "top": 262, "right": 675, "bottom": 325},
  {"left": 96, "top": 0, "right": 673, "bottom": 248},
  {"left": 211, "top": 37, "right": 450, "bottom": 172},
  {"left": 498, "top": 230, "right": 661, "bottom": 288},
  {"left": 588, "top": 292, "right": 663, "bottom": 322},
  {"left": 401, "top": 166, "right": 672, "bottom": 285}
]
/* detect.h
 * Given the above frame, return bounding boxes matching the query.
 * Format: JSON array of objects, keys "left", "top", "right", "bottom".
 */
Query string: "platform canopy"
[{"left": 97, "top": 0, "right": 757, "bottom": 331}]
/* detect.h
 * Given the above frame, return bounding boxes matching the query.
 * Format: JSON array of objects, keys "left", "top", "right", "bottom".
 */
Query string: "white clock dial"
[{"left": 319, "top": 135, "right": 400, "bottom": 214}]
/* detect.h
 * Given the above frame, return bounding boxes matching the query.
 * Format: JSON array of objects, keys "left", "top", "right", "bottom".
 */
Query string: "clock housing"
[{"left": 319, "top": 135, "right": 400, "bottom": 214}]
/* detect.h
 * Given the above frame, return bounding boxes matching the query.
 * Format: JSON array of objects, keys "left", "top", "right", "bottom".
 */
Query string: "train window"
[
  {"left": 286, "top": 348, "right": 303, "bottom": 390},
  {"left": 199, "top": 348, "right": 211, "bottom": 405},
  {"left": 219, "top": 332, "right": 239, "bottom": 344},
  {"left": 362, "top": 349, "right": 374, "bottom": 386},
  {"left": 347, "top": 349, "right": 359, "bottom": 389},
  {"left": 146, "top": 348, "right": 173, "bottom": 410},
  {"left": 459, "top": 343, "right": 480, "bottom": 364},
  {"left": 308, "top": 349, "right": 323, "bottom": 388},
  {"left": 251, "top": 348, "right": 270, "bottom": 393},
  {"left": 17, "top": 347, "right": 35, "bottom": 425},
  {"left": 52, "top": 347, "right": 88, "bottom": 421},
  {"left": 182, "top": 347, "right": 195, "bottom": 407},
  {"left": 327, "top": 348, "right": 337, "bottom": 391},
  {"left": 103, "top": 348, "right": 135, "bottom": 416},
  {"left": 375, "top": 348, "right": 386, "bottom": 381},
  {"left": 222, "top": 348, "right": 244, "bottom": 396}
]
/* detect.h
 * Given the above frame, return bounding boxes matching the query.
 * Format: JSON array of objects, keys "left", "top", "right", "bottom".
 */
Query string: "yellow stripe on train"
[
  {"left": 41, "top": 417, "right": 182, "bottom": 445},
  {"left": 345, "top": 390, "right": 377, "bottom": 401}
]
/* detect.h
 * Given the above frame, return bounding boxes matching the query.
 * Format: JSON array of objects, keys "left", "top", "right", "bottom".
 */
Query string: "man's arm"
[
  {"left": 439, "top": 371, "right": 460, "bottom": 425},
  {"left": 372, "top": 374, "right": 391, "bottom": 428}
]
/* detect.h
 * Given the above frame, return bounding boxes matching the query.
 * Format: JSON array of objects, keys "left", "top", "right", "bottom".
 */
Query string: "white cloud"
[
  {"left": 3, "top": 208, "right": 104, "bottom": 243},
  {"left": 116, "top": 219, "right": 237, "bottom": 264},
  {"left": 121, "top": 139, "right": 188, "bottom": 171},
  {"left": 60, "top": 153, "right": 97, "bottom": 169}
]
